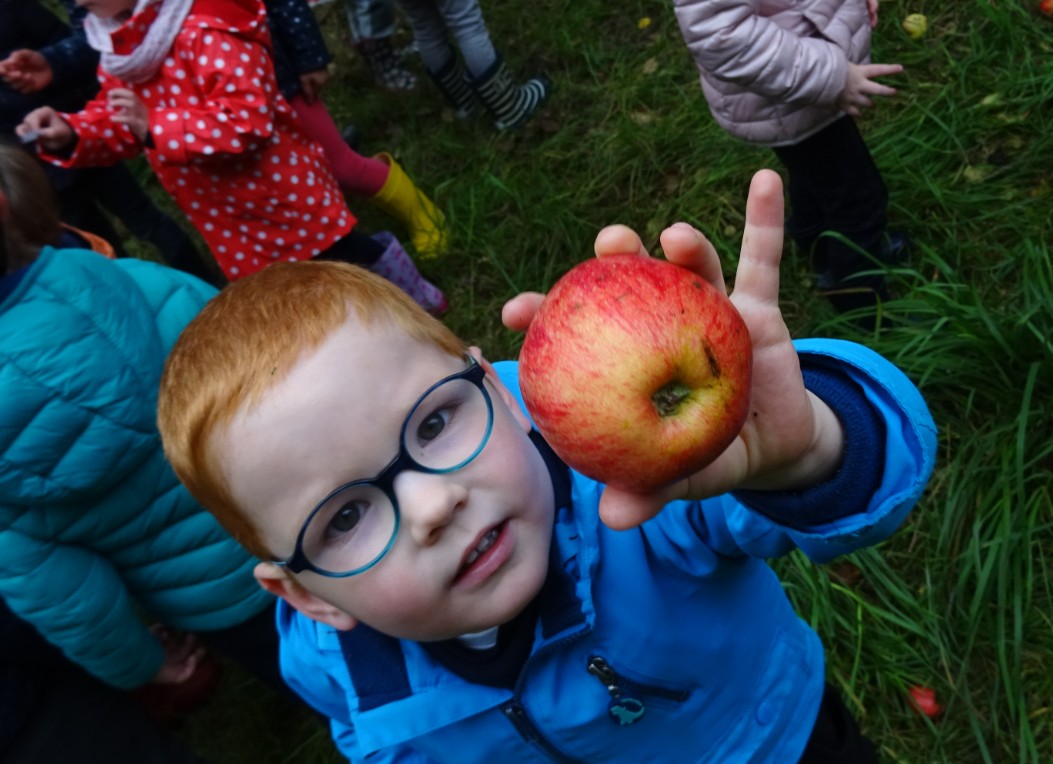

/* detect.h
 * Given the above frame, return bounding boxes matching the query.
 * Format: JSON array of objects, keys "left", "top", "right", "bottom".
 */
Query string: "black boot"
[
  {"left": 471, "top": 53, "right": 550, "bottom": 130},
  {"left": 427, "top": 54, "right": 479, "bottom": 119}
]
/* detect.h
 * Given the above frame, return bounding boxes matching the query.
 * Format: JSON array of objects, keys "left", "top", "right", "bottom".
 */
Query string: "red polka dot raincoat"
[{"left": 44, "top": 0, "right": 354, "bottom": 280}]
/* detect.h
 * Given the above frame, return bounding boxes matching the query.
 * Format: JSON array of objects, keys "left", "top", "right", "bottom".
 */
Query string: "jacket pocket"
[{"left": 585, "top": 655, "right": 691, "bottom": 726}]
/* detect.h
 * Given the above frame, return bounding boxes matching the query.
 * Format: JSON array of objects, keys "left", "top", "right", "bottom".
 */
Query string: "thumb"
[
  {"left": 598, "top": 480, "right": 687, "bottom": 530},
  {"left": 501, "top": 292, "right": 545, "bottom": 332}
]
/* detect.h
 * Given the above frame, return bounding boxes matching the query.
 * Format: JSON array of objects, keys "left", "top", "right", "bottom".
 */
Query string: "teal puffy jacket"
[{"left": 0, "top": 248, "right": 271, "bottom": 689}]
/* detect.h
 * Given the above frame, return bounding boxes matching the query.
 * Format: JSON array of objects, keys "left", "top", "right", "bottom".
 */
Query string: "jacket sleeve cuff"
[
  {"left": 733, "top": 363, "right": 885, "bottom": 527},
  {"left": 734, "top": 339, "right": 938, "bottom": 563}
]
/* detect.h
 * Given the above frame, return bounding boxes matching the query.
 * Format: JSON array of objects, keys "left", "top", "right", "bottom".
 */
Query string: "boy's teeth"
[{"left": 464, "top": 528, "right": 500, "bottom": 567}]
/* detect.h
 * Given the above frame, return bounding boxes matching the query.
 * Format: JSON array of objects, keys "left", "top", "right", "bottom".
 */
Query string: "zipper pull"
[{"left": 587, "top": 656, "right": 645, "bottom": 726}]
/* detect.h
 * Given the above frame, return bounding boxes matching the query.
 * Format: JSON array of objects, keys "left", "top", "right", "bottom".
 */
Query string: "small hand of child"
[
  {"left": 0, "top": 49, "right": 54, "bottom": 94},
  {"left": 16, "top": 107, "right": 74, "bottom": 151},
  {"left": 503, "top": 170, "right": 845, "bottom": 530},
  {"left": 108, "top": 88, "right": 150, "bottom": 143},
  {"left": 867, "top": 0, "right": 879, "bottom": 28},
  {"left": 149, "top": 624, "right": 207, "bottom": 685},
  {"left": 298, "top": 68, "right": 330, "bottom": 104},
  {"left": 839, "top": 62, "right": 902, "bottom": 117}
]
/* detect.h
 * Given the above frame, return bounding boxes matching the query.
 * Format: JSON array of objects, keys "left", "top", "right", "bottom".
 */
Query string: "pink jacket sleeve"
[{"left": 674, "top": 0, "right": 847, "bottom": 108}]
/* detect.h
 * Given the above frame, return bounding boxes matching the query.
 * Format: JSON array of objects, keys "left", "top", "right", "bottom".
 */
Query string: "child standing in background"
[
  {"left": 266, "top": 0, "right": 448, "bottom": 260},
  {"left": 0, "top": 142, "right": 284, "bottom": 706},
  {"left": 0, "top": 0, "right": 222, "bottom": 286},
  {"left": 398, "top": 0, "right": 552, "bottom": 130},
  {"left": 673, "top": 0, "right": 904, "bottom": 316},
  {"left": 17, "top": 0, "right": 445, "bottom": 314}
]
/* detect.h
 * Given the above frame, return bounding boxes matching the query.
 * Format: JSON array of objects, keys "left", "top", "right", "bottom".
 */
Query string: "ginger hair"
[{"left": 158, "top": 260, "right": 466, "bottom": 559}]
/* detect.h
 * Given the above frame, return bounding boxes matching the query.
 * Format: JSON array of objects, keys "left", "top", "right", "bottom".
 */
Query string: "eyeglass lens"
[{"left": 301, "top": 370, "right": 492, "bottom": 574}]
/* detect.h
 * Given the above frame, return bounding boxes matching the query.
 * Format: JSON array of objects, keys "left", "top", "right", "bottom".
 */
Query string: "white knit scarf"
[{"left": 83, "top": 0, "right": 196, "bottom": 83}]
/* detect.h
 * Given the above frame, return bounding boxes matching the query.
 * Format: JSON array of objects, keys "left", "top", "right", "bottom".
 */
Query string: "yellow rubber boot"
[{"left": 371, "top": 153, "right": 449, "bottom": 260}]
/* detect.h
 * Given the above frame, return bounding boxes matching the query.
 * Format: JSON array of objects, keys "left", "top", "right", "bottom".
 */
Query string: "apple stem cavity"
[{"left": 652, "top": 381, "right": 694, "bottom": 417}]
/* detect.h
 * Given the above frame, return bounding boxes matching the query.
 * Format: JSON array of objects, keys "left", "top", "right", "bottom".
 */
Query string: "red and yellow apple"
[{"left": 518, "top": 254, "right": 752, "bottom": 493}]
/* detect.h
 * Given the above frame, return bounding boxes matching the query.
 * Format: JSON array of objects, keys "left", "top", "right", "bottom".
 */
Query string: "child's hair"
[
  {"left": 158, "top": 260, "right": 468, "bottom": 559},
  {"left": 0, "top": 143, "right": 61, "bottom": 274}
]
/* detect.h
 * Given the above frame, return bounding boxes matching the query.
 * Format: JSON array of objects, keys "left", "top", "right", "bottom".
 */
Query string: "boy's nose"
[{"left": 394, "top": 471, "right": 468, "bottom": 547}]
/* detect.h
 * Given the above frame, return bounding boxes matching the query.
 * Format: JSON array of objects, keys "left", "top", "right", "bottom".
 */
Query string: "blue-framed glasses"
[{"left": 274, "top": 357, "right": 494, "bottom": 578}]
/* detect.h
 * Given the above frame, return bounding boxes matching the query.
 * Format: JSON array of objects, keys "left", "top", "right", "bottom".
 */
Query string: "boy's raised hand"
[{"left": 503, "top": 170, "right": 844, "bottom": 529}]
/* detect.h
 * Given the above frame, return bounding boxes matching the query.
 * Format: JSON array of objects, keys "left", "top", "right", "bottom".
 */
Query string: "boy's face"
[{"left": 220, "top": 316, "right": 556, "bottom": 641}]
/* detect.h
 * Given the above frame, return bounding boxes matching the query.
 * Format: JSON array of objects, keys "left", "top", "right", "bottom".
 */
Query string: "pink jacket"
[{"left": 673, "top": 0, "right": 872, "bottom": 146}]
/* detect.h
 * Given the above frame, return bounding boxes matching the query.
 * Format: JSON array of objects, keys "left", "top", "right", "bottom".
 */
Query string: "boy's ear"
[
  {"left": 253, "top": 562, "right": 358, "bottom": 631},
  {"left": 470, "top": 347, "right": 532, "bottom": 433}
]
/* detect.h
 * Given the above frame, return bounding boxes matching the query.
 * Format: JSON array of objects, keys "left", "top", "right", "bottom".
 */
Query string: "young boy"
[{"left": 157, "top": 170, "right": 937, "bottom": 763}]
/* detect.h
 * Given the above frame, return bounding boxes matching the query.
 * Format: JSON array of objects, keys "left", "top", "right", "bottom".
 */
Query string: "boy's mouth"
[{"left": 454, "top": 521, "right": 510, "bottom": 584}]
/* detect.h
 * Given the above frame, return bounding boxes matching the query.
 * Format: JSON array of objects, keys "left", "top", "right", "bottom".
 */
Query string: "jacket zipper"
[
  {"left": 586, "top": 655, "right": 690, "bottom": 726},
  {"left": 501, "top": 633, "right": 586, "bottom": 763}
]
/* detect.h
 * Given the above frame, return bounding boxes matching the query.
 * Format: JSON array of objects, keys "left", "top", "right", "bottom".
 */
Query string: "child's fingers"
[
  {"left": 593, "top": 224, "right": 648, "bottom": 259},
  {"left": 863, "top": 63, "right": 903, "bottom": 79},
  {"left": 729, "top": 170, "right": 784, "bottom": 308},
  {"left": 501, "top": 292, "right": 546, "bottom": 332},
  {"left": 862, "top": 81, "right": 896, "bottom": 98},
  {"left": 659, "top": 222, "right": 726, "bottom": 293},
  {"left": 598, "top": 482, "right": 685, "bottom": 530}
]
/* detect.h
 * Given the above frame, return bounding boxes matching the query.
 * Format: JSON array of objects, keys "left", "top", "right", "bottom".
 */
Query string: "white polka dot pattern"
[{"left": 50, "top": 6, "right": 355, "bottom": 282}]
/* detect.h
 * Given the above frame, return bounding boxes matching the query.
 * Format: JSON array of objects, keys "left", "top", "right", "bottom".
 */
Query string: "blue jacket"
[
  {"left": 277, "top": 341, "right": 937, "bottom": 762},
  {"left": 0, "top": 248, "right": 272, "bottom": 689}
]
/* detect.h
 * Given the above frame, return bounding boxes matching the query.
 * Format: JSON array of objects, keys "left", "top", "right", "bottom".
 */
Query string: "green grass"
[{"left": 156, "top": 0, "right": 1053, "bottom": 761}]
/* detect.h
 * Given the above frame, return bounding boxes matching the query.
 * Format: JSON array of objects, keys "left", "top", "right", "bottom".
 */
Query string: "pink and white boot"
[{"left": 369, "top": 232, "right": 448, "bottom": 316}]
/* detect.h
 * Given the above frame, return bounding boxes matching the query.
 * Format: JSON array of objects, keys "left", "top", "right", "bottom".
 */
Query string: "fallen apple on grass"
[
  {"left": 907, "top": 685, "right": 944, "bottom": 719},
  {"left": 518, "top": 254, "right": 752, "bottom": 493},
  {"left": 902, "top": 13, "right": 928, "bottom": 39}
]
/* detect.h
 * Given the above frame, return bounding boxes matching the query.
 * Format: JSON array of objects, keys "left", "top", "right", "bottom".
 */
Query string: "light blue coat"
[
  {"left": 0, "top": 248, "right": 271, "bottom": 689},
  {"left": 278, "top": 340, "right": 937, "bottom": 762}
]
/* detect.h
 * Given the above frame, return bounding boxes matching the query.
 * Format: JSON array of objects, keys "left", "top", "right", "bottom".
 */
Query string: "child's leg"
[
  {"left": 396, "top": 0, "right": 487, "bottom": 73},
  {"left": 797, "top": 684, "right": 880, "bottom": 763},
  {"left": 395, "top": 0, "right": 484, "bottom": 116},
  {"left": 400, "top": 0, "right": 550, "bottom": 130},
  {"left": 346, "top": 0, "right": 418, "bottom": 92},
  {"left": 772, "top": 116, "right": 891, "bottom": 309},
  {"left": 317, "top": 229, "right": 447, "bottom": 316},
  {"left": 345, "top": 0, "right": 398, "bottom": 43},
  {"left": 289, "top": 95, "right": 390, "bottom": 196},
  {"left": 290, "top": 94, "right": 448, "bottom": 259}
]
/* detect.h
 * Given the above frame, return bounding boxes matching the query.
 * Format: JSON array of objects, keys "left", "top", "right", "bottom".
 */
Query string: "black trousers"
[
  {"left": 798, "top": 683, "right": 881, "bottom": 764},
  {"left": 56, "top": 162, "right": 225, "bottom": 288},
  {"left": 3, "top": 603, "right": 205, "bottom": 764},
  {"left": 316, "top": 227, "right": 385, "bottom": 267},
  {"left": 772, "top": 116, "right": 889, "bottom": 295}
]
